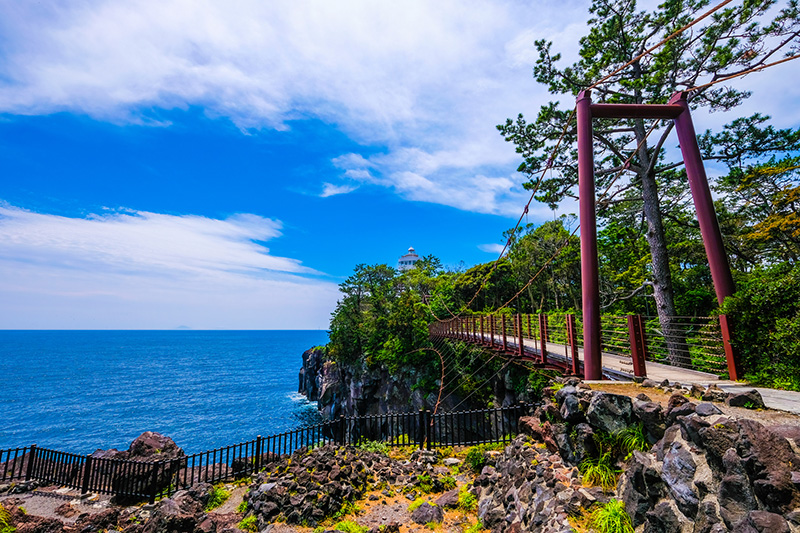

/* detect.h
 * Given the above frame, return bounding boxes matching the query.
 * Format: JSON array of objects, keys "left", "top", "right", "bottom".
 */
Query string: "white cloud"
[
  {"left": 319, "top": 183, "right": 358, "bottom": 197},
  {"left": 0, "top": 0, "right": 796, "bottom": 221},
  {"left": 478, "top": 242, "right": 506, "bottom": 255},
  {"left": 0, "top": 205, "right": 339, "bottom": 329}
]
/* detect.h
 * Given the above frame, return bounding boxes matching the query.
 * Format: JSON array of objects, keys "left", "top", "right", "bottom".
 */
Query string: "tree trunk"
[{"left": 634, "top": 119, "right": 687, "bottom": 367}]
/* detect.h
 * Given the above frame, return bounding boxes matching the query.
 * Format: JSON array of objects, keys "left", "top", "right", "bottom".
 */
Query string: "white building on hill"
[{"left": 397, "top": 247, "right": 420, "bottom": 271}]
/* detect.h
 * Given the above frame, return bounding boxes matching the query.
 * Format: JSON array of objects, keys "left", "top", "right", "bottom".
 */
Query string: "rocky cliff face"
[{"left": 298, "top": 346, "right": 529, "bottom": 419}]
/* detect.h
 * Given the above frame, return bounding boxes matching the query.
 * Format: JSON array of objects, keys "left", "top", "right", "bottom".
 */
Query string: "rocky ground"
[{"left": 3, "top": 379, "right": 800, "bottom": 533}]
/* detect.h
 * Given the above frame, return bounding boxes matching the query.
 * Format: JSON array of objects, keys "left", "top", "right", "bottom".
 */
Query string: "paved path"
[{"left": 451, "top": 332, "right": 800, "bottom": 416}]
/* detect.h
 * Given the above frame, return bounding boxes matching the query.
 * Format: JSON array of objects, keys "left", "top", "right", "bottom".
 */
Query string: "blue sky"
[{"left": 1, "top": 1, "right": 798, "bottom": 329}]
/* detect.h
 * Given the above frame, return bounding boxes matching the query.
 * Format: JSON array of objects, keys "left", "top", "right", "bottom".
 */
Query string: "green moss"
[{"left": 237, "top": 516, "right": 257, "bottom": 532}]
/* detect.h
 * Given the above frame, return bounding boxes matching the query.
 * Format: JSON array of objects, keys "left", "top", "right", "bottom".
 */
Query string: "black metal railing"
[{"left": 0, "top": 403, "right": 532, "bottom": 503}]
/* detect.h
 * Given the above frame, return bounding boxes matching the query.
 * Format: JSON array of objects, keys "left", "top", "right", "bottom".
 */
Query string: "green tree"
[{"left": 498, "top": 0, "right": 798, "bottom": 363}]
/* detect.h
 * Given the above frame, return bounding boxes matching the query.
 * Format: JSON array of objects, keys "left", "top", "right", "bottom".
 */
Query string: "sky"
[{"left": 0, "top": 0, "right": 798, "bottom": 330}]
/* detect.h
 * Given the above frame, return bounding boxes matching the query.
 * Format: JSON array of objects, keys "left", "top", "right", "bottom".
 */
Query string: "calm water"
[{"left": 0, "top": 330, "right": 328, "bottom": 454}]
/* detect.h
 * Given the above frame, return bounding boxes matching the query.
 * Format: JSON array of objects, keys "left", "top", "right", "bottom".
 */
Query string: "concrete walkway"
[{"left": 457, "top": 332, "right": 800, "bottom": 416}]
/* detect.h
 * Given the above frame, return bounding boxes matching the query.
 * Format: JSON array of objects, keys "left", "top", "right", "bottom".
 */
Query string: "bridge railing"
[{"left": 431, "top": 312, "right": 735, "bottom": 379}]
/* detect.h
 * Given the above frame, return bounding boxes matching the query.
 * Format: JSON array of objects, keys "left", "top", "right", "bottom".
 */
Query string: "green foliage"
[
  {"left": 333, "top": 521, "right": 368, "bottom": 533},
  {"left": 417, "top": 474, "right": 434, "bottom": 494},
  {"left": 527, "top": 370, "right": 556, "bottom": 398},
  {"left": 235, "top": 501, "right": 248, "bottom": 514},
  {"left": 720, "top": 262, "right": 800, "bottom": 391},
  {"left": 237, "top": 516, "right": 257, "bottom": 533},
  {"left": 440, "top": 475, "right": 456, "bottom": 491},
  {"left": 0, "top": 504, "right": 15, "bottom": 533},
  {"left": 356, "top": 439, "right": 390, "bottom": 455},
  {"left": 458, "top": 486, "right": 477, "bottom": 512},
  {"left": 333, "top": 500, "right": 361, "bottom": 520},
  {"left": 589, "top": 499, "right": 635, "bottom": 533},
  {"left": 204, "top": 485, "right": 231, "bottom": 511}
]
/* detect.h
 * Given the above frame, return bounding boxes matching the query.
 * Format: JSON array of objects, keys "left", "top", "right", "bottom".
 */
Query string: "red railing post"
[
  {"left": 502, "top": 315, "right": 508, "bottom": 352},
  {"left": 627, "top": 315, "right": 648, "bottom": 378},
  {"left": 539, "top": 314, "right": 549, "bottom": 365},
  {"left": 480, "top": 315, "right": 485, "bottom": 345},
  {"left": 719, "top": 314, "right": 742, "bottom": 381},
  {"left": 516, "top": 314, "right": 524, "bottom": 358},
  {"left": 566, "top": 314, "right": 580, "bottom": 376},
  {"left": 490, "top": 315, "right": 495, "bottom": 348}
]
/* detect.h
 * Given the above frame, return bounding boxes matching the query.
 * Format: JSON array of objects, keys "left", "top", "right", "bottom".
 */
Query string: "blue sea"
[{"left": 0, "top": 330, "right": 329, "bottom": 455}]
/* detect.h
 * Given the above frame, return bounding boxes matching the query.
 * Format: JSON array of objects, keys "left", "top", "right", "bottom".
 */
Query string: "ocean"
[{"left": 0, "top": 330, "right": 329, "bottom": 455}]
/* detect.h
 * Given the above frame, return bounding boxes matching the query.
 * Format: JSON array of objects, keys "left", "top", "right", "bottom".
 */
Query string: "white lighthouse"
[{"left": 397, "top": 247, "right": 420, "bottom": 271}]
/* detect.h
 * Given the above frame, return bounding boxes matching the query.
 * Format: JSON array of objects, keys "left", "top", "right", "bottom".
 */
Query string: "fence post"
[
  {"left": 425, "top": 411, "right": 432, "bottom": 451},
  {"left": 25, "top": 444, "right": 37, "bottom": 481},
  {"left": 489, "top": 315, "right": 495, "bottom": 348},
  {"left": 627, "top": 315, "right": 648, "bottom": 378},
  {"left": 80, "top": 455, "right": 93, "bottom": 494},
  {"left": 338, "top": 416, "right": 346, "bottom": 445},
  {"left": 566, "top": 314, "right": 579, "bottom": 376},
  {"left": 417, "top": 410, "right": 426, "bottom": 449},
  {"left": 502, "top": 315, "right": 508, "bottom": 352},
  {"left": 148, "top": 461, "right": 161, "bottom": 505},
  {"left": 719, "top": 314, "right": 742, "bottom": 381},
  {"left": 539, "top": 314, "right": 548, "bottom": 364},
  {"left": 254, "top": 435, "right": 263, "bottom": 473}
]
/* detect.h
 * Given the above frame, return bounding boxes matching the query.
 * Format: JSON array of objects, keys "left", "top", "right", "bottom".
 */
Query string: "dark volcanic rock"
[
  {"left": 410, "top": 502, "right": 444, "bottom": 525},
  {"left": 586, "top": 393, "right": 634, "bottom": 434},
  {"left": 726, "top": 390, "right": 765, "bottom": 409}
]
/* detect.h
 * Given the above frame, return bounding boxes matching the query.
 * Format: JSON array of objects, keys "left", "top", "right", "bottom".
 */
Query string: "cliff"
[{"left": 298, "top": 346, "right": 530, "bottom": 418}]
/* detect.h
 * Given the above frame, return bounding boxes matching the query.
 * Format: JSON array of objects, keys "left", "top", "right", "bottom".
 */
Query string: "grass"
[
  {"left": 332, "top": 520, "right": 368, "bottom": 533},
  {"left": 408, "top": 498, "right": 428, "bottom": 512},
  {"left": 236, "top": 500, "right": 248, "bottom": 514},
  {"left": 204, "top": 484, "right": 231, "bottom": 511},
  {"left": 579, "top": 453, "right": 619, "bottom": 490},
  {"left": 417, "top": 474, "right": 434, "bottom": 493},
  {"left": 237, "top": 516, "right": 257, "bottom": 532},
  {"left": 589, "top": 499, "right": 635, "bottom": 533}
]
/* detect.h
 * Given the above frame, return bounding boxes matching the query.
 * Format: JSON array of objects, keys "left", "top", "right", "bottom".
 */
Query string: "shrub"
[
  {"left": 441, "top": 475, "right": 456, "bottom": 491},
  {"left": 237, "top": 516, "right": 257, "bottom": 532},
  {"left": 464, "top": 443, "right": 503, "bottom": 472},
  {"left": 589, "top": 499, "right": 635, "bottom": 533},
  {"left": 356, "top": 439, "right": 389, "bottom": 455},
  {"left": 235, "top": 501, "right": 248, "bottom": 514},
  {"left": 204, "top": 485, "right": 231, "bottom": 511}
]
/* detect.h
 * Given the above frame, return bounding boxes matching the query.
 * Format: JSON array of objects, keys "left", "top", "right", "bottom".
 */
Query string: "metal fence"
[{"left": 0, "top": 403, "right": 532, "bottom": 504}]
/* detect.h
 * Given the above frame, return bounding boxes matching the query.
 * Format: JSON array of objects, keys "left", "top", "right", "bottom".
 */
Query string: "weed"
[
  {"left": 441, "top": 475, "right": 456, "bottom": 491},
  {"left": 313, "top": 527, "right": 325, "bottom": 533},
  {"left": 425, "top": 522, "right": 439, "bottom": 530},
  {"left": 589, "top": 499, "right": 635, "bottom": 533},
  {"left": 457, "top": 486, "right": 477, "bottom": 512},
  {"left": 236, "top": 501, "right": 248, "bottom": 514},
  {"left": 204, "top": 484, "right": 231, "bottom": 511},
  {"left": 333, "top": 521, "right": 368, "bottom": 533},
  {"left": 438, "top": 446, "right": 454, "bottom": 459},
  {"left": 464, "top": 443, "right": 503, "bottom": 472},
  {"left": 619, "top": 423, "right": 649, "bottom": 457},
  {"left": 0, "top": 504, "right": 15, "bottom": 533},
  {"left": 237, "top": 516, "right": 257, "bottom": 533},
  {"left": 333, "top": 500, "right": 361, "bottom": 520},
  {"left": 417, "top": 474, "right": 434, "bottom": 493}
]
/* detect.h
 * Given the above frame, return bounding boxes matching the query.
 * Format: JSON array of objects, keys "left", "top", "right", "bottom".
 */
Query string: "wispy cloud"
[
  {"left": 319, "top": 183, "right": 358, "bottom": 198},
  {"left": 0, "top": 205, "right": 339, "bottom": 329},
  {"left": 478, "top": 242, "right": 506, "bottom": 255}
]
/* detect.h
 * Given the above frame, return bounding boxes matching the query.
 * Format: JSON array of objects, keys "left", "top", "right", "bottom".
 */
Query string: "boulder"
[
  {"left": 695, "top": 403, "right": 723, "bottom": 417},
  {"left": 633, "top": 399, "right": 666, "bottom": 442},
  {"left": 732, "top": 511, "right": 791, "bottom": 533},
  {"left": 435, "top": 489, "right": 459, "bottom": 509},
  {"left": 410, "top": 502, "right": 444, "bottom": 525},
  {"left": 586, "top": 393, "right": 634, "bottom": 435},
  {"left": 726, "top": 390, "right": 765, "bottom": 409}
]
